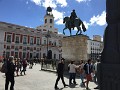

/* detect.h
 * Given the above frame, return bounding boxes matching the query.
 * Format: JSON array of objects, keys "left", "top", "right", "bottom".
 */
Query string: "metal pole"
[{"left": 47, "top": 36, "right": 48, "bottom": 59}]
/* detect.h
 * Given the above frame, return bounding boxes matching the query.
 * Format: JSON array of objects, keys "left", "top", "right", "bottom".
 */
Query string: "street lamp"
[{"left": 45, "top": 30, "right": 51, "bottom": 59}]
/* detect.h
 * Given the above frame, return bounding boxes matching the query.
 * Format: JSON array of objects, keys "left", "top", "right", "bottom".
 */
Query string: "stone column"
[{"left": 99, "top": 0, "right": 120, "bottom": 90}]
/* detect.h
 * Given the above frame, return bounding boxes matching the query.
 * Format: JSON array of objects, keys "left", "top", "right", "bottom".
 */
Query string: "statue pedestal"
[{"left": 61, "top": 35, "right": 88, "bottom": 61}]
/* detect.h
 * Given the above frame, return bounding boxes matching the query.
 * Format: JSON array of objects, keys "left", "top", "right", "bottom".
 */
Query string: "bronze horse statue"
[{"left": 63, "top": 16, "right": 86, "bottom": 36}]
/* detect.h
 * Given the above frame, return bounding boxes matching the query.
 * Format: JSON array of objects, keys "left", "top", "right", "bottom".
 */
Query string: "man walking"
[
  {"left": 20, "top": 58, "right": 27, "bottom": 75},
  {"left": 68, "top": 60, "right": 77, "bottom": 85},
  {"left": 54, "top": 58, "right": 68, "bottom": 89},
  {"left": 83, "top": 59, "right": 93, "bottom": 90},
  {"left": 79, "top": 60, "right": 85, "bottom": 86},
  {"left": 5, "top": 56, "right": 15, "bottom": 90}
]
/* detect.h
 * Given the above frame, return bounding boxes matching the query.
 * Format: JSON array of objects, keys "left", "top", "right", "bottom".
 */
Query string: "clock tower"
[{"left": 44, "top": 6, "right": 54, "bottom": 29}]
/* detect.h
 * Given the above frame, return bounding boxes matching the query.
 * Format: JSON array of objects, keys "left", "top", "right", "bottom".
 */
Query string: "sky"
[{"left": 0, "top": 0, "right": 106, "bottom": 39}]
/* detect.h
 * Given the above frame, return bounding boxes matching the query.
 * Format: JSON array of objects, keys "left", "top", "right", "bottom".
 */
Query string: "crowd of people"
[
  {"left": 54, "top": 58, "right": 100, "bottom": 90},
  {"left": 1, "top": 56, "right": 39, "bottom": 90},
  {"left": 0, "top": 56, "right": 100, "bottom": 90},
  {"left": 3, "top": 57, "right": 28, "bottom": 76}
]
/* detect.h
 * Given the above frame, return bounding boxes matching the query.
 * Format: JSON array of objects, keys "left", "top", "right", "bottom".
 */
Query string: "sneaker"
[
  {"left": 80, "top": 82, "right": 85, "bottom": 87},
  {"left": 82, "top": 82, "right": 85, "bottom": 87},
  {"left": 54, "top": 86, "right": 59, "bottom": 89},
  {"left": 64, "top": 84, "right": 69, "bottom": 87},
  {"left": 94, "top": 86, "right": 99, "bottom": 89},
  {"left": 73, "top": 81, "right": 76, "bottom": 84},
  {"left": 86, "top": 87, "right": 91, "bottom": 90},
  {"left": 69, "top": 82, "right": 73, "bottom": 85}
]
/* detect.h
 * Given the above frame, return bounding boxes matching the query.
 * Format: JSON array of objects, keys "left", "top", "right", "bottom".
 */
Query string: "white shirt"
[
  {"left": 94, "top": 62, "right": 98, "bottom": 72},
  {"left": 68, "top": 64, "right": 76, "bottom": 73}
]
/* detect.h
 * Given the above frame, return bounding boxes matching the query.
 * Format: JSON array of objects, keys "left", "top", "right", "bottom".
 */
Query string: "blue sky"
[{"left": 0, "top": 0, "right": 106, "bottom": 39}]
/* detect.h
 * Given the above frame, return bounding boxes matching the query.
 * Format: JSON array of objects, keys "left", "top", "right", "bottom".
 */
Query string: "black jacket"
[
  {"left": 6, "top": 61, "right": 15, "bottom": 76},
  {"left": 57, "top": 63, "right": 64, "bottom": 75}
]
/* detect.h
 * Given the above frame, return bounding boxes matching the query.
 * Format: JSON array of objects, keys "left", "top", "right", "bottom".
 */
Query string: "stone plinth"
[{"left": 61, "top": 35, "right": 88, "bottom": 61}]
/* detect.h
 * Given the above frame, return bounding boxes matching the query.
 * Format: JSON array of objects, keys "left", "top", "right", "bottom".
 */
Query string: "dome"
[{"left": 47, "top": 6, "right": 52, "bottom": 12}]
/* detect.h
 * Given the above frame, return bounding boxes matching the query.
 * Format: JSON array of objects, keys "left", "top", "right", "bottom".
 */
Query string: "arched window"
[
  {"left": 45, "top": 19, "right": 47, "bottom": 23},
  {"left": 50, "top": 19, "right": 52, "bottom": 23}
]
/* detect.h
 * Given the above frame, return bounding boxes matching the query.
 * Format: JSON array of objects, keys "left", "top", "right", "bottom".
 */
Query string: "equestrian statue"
[{"left": 63, "top": 9, "right": 86, "bottom": 36}]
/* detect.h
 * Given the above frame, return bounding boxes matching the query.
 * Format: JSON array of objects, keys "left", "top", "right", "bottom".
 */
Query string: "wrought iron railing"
[{"left": 41, "top": 59, "right": 59, "bottom": 71}]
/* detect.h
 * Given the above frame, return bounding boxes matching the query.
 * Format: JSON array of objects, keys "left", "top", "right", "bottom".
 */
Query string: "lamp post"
[{"left": 45, "top": 30, "right": 51, "bottom": 59}]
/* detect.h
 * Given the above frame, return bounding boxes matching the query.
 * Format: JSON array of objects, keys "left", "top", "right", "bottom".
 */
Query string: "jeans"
[
  {"left": 80, "top": 73, "right": 84, "bottom": 83},
  {"left": 69, "top": 73, "right": 76, "bottom": 84}
]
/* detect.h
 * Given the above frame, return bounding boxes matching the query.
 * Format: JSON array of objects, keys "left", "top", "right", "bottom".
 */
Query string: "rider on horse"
[
  {"left": 63, "top": 9, "right": 86, "bottom": 35},
  {"left": 70, "top": 9, "right": 77, "bottom": 28}
]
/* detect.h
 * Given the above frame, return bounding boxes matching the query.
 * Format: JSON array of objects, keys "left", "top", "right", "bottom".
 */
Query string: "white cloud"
[
  {"left": 101, "top": 38, "right": 103, "bottom": 42},
  {"left": 52, "top": 10, "right": 64, "bottom": 25},
  {"left": 84, "top": 11, "right": 106, "bottom": 29},
  {"left": 56, "top": 0, "right": 67, "bottom": 7},
  {"left": 30, "top": 0, "right": 42, "bottom": 6},
  {"left": 89, "top": 11, "right": 106, "bottom": 26},
  {"left": 74, "top": 27, "right": 77, "bottom": 31},
  {"left": 42, "top": 0, "right": 57, "bottom": 8},
  {"left": 31, "top": 0, "right": 67, "bottom": 8},
  {"left": 25, "top": 26, "right": 28, "bottom": 27},
  {"left": 52, "top": 10, "right": 63, "bottom": 20},
  {"left": 83, "top": 21, "right": 90, "bottom": 29},
  {"left": 56, "top": 19, "right": 63, "bottom": 25},
  {"left": 76, "top": 0, "right": 91, "bottom": 3},
  {"left": 58, "top": 32, "right": 63, "bottom": 34}
]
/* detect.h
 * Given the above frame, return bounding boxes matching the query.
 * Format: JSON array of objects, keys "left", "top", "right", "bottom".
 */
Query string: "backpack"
[
  {"left": 0, "top": 63, "right": 7, "bottom": 73},
  {"left": 83, "top": 63, "right": 87, "bottom": 71}
]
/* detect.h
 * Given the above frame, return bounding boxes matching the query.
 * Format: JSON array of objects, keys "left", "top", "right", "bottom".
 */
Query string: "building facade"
[
  {"left": 0, "top": 22, "right": 42, "bottom": 59},
  {"left": 0, "top": 7, "right": 63, "bottom": 60},
  {"left": 87, "top": 35, "right": 103, "bottom": 61},
  {"left": 36, "top": 7, "right": 63, "bottom": 60}
]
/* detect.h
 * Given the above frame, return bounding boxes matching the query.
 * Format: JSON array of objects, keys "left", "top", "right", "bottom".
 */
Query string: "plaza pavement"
[{"left": 0, "top": 64, "right": 98, "bottom": 90}]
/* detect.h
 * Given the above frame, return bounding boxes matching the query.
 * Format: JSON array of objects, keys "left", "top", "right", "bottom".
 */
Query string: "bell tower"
[{"left": 44, "top": 6, "right": 54, "bottom": 29}]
